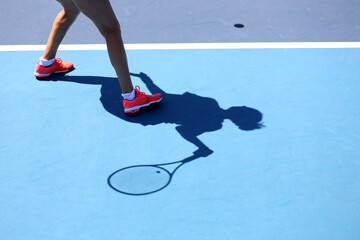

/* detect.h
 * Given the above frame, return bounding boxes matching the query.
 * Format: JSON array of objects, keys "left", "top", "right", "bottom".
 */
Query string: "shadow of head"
[{"left": 225, "top": 106, "right": 264, "bottom": 130}]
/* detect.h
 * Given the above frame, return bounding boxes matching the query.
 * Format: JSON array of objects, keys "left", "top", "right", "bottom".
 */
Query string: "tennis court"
[{"left": 1, "top": 1, "right": 360, "bottom": 239}]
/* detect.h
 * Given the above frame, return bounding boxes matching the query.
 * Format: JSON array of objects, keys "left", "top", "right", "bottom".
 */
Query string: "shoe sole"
[
  {"left": 35, "top": 67, "right": 75, "bottom": 80},
  {"left": 124, "top": 97, "right": 162, "bottom": 114}
]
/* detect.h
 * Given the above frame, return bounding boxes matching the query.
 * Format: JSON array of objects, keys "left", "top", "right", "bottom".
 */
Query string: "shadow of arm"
[
  {"left": 130, "top": 72, "right": 166, "bottom": 95},
  {"left": 175, "top": 126, "right": 213, "bottom": 157}
]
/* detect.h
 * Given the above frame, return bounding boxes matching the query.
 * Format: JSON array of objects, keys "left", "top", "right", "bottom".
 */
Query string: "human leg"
[
  {"left": 34, "top": 0, "right": 79, "bottom": 79},
  {"left": 71, "top": 0, "right": 133, "bottom": 93},
  {"left": 43, "top": 0, "right": 80, "bottom": 60},
  {"left": 38, "top": 0, "right": 161, "bottom": 112}
]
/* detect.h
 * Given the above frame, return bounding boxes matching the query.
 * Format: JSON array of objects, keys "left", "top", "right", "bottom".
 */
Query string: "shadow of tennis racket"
[{"left": 107, "top": 152, "right": 206, "bottom": 196}]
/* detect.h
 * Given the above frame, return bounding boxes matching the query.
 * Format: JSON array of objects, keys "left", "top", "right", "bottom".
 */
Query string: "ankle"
[
  {"left": 122, "top": 88, "right": 136, "bottom": 101},
  {"left": 39, "top": 57, "right": 55, "bottom": 67}
]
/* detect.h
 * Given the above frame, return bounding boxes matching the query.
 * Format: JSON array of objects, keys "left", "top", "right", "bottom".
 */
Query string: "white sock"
[
  {"left": 122, "top": 88, "right": 136, "bottom": 101},
  {"left": 39, "top": 57, "right": 55, "bottom": 67}
]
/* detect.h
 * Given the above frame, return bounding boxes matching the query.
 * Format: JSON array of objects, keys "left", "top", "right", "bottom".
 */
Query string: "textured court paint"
[
  {"left": 1, "top": 0, "right": 360, "bottom": 44},
  {"left": 1, "top": 49, "right": 360, "bottom": 240}
]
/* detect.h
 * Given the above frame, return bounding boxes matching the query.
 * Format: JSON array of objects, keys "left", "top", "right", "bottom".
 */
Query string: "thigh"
[
  {"left": 71, "top": 0, "right": 119, "bottom": 31},
  {"left": 57, "top": 0, "right": 80, "bottom": 14}
]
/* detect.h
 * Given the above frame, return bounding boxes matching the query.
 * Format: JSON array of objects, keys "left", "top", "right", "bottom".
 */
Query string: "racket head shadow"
[{"left": 108, "top": 165, "right": 172, "bottom": 195}]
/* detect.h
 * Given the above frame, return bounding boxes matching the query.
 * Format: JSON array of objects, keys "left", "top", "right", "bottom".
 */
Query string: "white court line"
[{"left": 1, "top": 42, "right": 360, "bottom": 51}]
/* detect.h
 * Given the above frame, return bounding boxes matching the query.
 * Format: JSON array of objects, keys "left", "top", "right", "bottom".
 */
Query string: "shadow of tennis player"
[
  {"left": 50, "top": 72, "right": 264, "bottom": 158},
  {"left": 49, "top": 73, "right": 264, "bottom": 195}
]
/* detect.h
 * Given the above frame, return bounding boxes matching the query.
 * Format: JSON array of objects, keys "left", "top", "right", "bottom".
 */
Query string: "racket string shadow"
[{"left": 108, "top": 154, "right": 200, "bottom": 196}]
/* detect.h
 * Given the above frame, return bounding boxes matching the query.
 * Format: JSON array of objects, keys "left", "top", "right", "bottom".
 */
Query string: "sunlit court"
[{"left": 1, "top": 1, "right": 360, "bottom": 239}]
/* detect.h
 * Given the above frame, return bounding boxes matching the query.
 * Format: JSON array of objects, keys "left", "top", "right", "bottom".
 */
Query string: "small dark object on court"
[{"left": 234, "top": 23, "right": 244, "bottom": 28}]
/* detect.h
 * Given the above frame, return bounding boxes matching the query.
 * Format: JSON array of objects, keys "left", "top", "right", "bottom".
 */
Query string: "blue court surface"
[
  {"left": 1, "top": 48, "right": 360, "bottom": 240},
  {"left": 1, "top": 0, "right": 360, "bottom": 239}
]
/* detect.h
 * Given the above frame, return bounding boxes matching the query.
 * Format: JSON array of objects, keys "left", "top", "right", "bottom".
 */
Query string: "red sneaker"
[
  {"left": 34, "top": 58, "right": 74, "bottom": 80},
  {"left": 123, "top": 86, "right": 162, "bottom": 113}
]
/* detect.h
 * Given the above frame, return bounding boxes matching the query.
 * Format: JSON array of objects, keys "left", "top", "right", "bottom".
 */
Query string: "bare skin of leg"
[
  {"left": 43, "top": 1, "right": 80, "bottom": 60},
  {"left": 47, "top": 0, "right": 133, "bottom": 93}
]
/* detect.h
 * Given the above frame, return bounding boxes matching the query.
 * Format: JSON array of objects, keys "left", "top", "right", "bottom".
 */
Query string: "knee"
[
  {"left": 98, "top": 21, "right": 121, "bottom": 38},
  {"left": 56, "top": 0, "right": 80, "bottom": 19},
  {"left": 55, "top": 8, "right": 79, "bottom": 27},
  {"left": 63, "top": 8, "right": 80, "bottom": 20}
]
